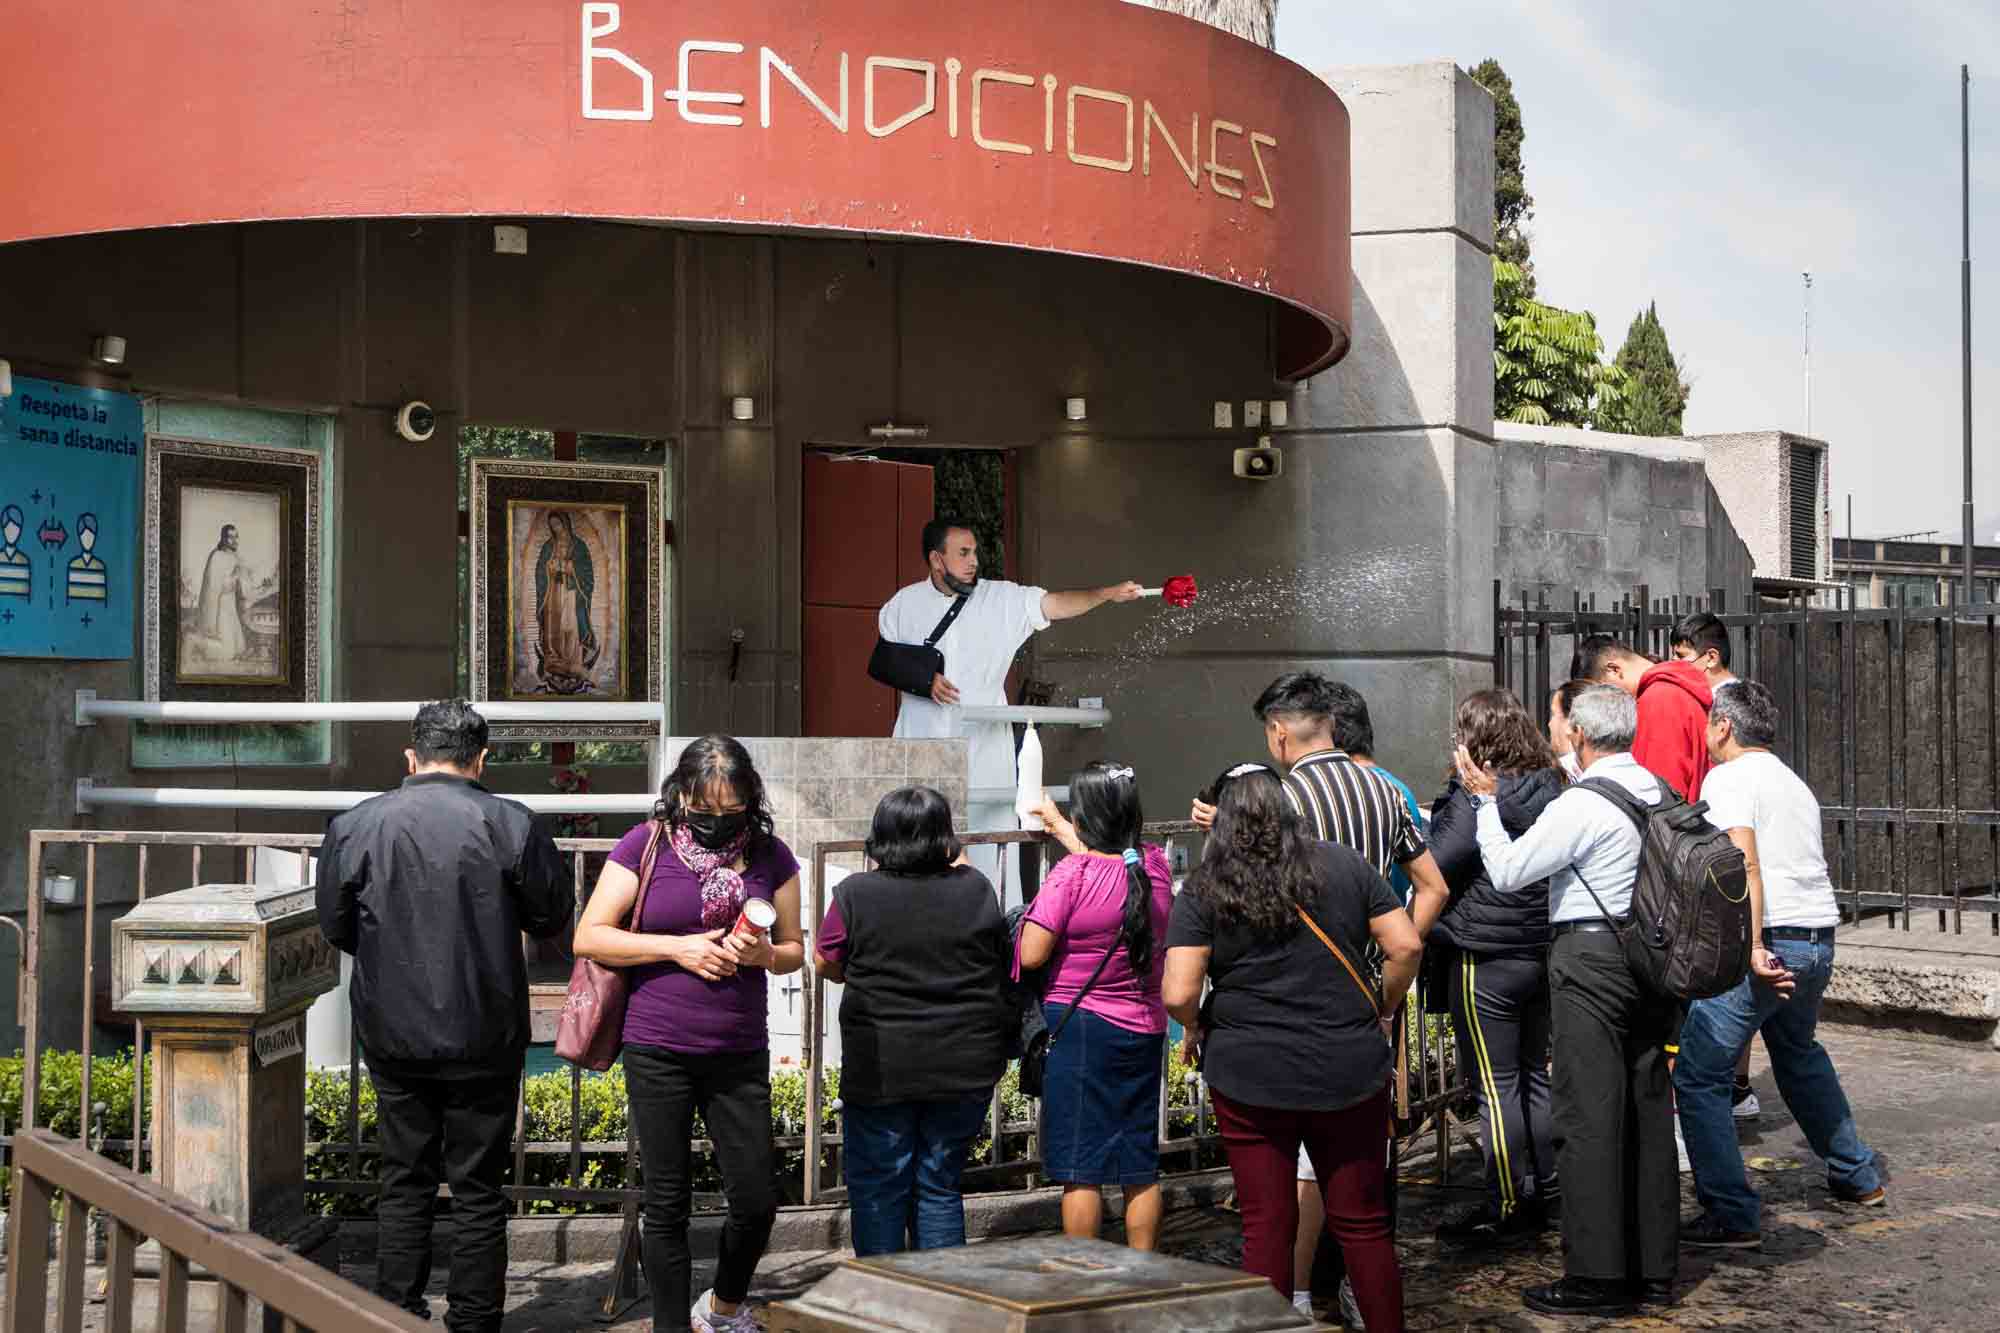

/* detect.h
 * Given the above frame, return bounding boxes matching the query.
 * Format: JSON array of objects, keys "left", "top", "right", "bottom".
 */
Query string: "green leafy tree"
[
  {"left": 1470, "top": 59, "right": 1534, "bottom": 291},
  {"left": 1493, "top": 258, "right": 1626, "bottom": 427},
  {"left": 1596, "top": 302, "right": 1691, "bottom": 436}
]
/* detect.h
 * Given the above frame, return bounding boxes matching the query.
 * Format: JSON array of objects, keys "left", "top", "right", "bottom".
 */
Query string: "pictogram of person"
[
  {"left": 67, "top": 512, "right": 107, "bottom": 605},
  {"left": 0, "top": 505, "right": 31, "bottom": 601}
]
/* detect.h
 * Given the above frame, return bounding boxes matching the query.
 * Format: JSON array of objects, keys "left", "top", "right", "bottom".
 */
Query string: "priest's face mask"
[{"left": 929, "top": 527, "right": 980, "bottom": 595}]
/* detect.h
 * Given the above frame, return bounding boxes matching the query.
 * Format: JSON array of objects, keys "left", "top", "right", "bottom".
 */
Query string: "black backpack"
[{"left": 1571, "top": 778, "right": 1752, "bottom": 1001}]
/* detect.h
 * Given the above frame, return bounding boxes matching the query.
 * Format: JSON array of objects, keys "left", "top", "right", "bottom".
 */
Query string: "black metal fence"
[{"left": 1494, "top": 581, "right": 2000, "bottom": 928}]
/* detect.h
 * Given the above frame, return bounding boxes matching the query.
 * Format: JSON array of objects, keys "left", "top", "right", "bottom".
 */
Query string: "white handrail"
[
  {"left": 75, "top": 783, "right": 1065, "bottom": 817},
  {"left": 74, "top": 781, "right": 655, "bottom": 815},
  {"left": 74, "top": 691, "right": 661, "bottom": 726},
  {"left": 955, "top": 705, "right": 1110, "bottom": 726}
]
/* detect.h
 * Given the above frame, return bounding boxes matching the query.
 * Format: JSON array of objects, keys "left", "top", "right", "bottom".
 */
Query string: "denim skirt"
[{"left": 1039, "top": 1002, "right": 1165, "bottom": 1185}]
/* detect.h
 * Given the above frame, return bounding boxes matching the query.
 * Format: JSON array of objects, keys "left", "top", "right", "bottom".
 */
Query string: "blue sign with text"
[{"left": 0, "top": 376, "right": 142, "bottom": 658}]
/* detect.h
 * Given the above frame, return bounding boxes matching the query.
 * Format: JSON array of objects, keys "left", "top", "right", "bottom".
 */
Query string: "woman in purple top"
[
  {"left": 1019, "top": 762, "right": 1174, "bottom": 1251},
  {"left": 574, "top": 736, "right": 803, "bottom": 1333}
]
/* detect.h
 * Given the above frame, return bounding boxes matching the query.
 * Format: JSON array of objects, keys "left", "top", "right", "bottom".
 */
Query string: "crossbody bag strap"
[
  {"left": 1294, "top": 905, "right": 1380, "bottom": 1017},
  {"left": 625, "top": 819, "right": 666, "bottom": 932},
  {"left": 924, "top": 593, "right": 970, "bottom": 647},
  {"left": 1047, "top": 926, "right": 1126, "bottom": 1045}
]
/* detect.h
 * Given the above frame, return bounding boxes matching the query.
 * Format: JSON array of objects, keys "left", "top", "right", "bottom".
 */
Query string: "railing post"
[
  {"left": 4, "top": 1152, "right": 53, "bottom": 1333},
  {"left": 109, "top": 884, "right": 342, "bottom": 1277}
]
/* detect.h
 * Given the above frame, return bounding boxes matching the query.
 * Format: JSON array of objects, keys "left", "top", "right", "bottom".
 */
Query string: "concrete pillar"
[
  {"left": 110, "top": 883, "right": 340, "bottom": 1268},
  {"left": 1029, "top": 61, "right": 1495, "bottom": 801}
]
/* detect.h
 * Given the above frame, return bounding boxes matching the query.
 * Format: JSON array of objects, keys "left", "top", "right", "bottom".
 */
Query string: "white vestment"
[{"left": 878, "top": 578, "right": 1049, "bottom": 903}]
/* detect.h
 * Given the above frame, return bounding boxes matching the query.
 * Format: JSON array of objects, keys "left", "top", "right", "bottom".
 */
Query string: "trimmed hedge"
[{"left": 6, "top": 1046, "right": 1208, "bottom": 1215}]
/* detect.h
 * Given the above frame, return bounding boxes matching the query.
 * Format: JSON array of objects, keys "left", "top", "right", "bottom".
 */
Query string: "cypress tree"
[{"left": 1600, "top": 303, "right": 1691, "bottom": 435}]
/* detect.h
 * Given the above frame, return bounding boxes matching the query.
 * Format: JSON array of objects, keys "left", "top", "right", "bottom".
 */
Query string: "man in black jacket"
[{"left": 317, "top": 699, "right": 568, "bottom": 1332}]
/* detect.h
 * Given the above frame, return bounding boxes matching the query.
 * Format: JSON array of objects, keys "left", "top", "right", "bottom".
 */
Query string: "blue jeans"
[
  {"left": 842, "top": 1095, "right": 992, "bottom": 1256},
  {"left": 1674, "top": 937, "right": 1879, "bottom": 1232}
]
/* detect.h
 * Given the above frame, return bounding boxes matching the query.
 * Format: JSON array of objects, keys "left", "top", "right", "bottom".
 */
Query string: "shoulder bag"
[
  {"left": 1294, "top": 904, "right": 1382, "bottom": 1018},
  {"left": 1019, "top": 924, "right": 1126, "bottom": 1100},
  {"left": 555, "top": 819, "right": 665, "bottom": 1071},
  {"left": 867, "top": 593, "right": 969, "bottom": 697}
]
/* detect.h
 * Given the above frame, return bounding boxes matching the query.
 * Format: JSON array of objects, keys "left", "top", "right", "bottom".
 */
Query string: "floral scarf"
[{"left": 670, "top": 820, "right": 752, "bottom": 929}]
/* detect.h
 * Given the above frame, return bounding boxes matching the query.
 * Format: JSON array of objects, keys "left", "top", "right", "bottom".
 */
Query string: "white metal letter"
[
  {"left": 864, "top": 57, "right": 936, "bottom": 138},
  {"left": 1207, "top": 118, "right": 1245, "bottom": 199},
  {"left": 1067, "top": 85, "right": 1134, "bottom": 172},
  {"left": 581, "top": 3, "right": 653, "bottom": 121},
  {"left": 761, "top": 47, "right": 848, "bottom": 132},
  {"left": 972, "top": 68, "right": 1034, "bottom": 155},
  {"left": 664, "top": 40, "right": 747, "bottom": 126},
  {"left": 1143, "top": 102, "right": 1199, "bottom": 187},
  {"left": 1249, "top": 131, "right": 1277, "bottom": 209}
]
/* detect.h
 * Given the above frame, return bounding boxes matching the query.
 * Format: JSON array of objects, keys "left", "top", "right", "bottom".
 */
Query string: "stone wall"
[{"left": 1493, "top": 422, "right": 1756, "bottom": 611}]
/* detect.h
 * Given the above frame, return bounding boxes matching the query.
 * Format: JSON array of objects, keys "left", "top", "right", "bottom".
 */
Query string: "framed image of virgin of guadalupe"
[{"left": 468, "top": 457, "right": 663, "bottom": 740}]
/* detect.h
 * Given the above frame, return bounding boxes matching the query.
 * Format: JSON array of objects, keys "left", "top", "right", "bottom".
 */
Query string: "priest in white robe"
[{"left": 877, "top": 520, "right": 1138, "bottom": 903}]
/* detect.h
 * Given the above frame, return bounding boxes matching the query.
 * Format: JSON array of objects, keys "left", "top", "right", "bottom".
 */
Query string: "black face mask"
[
  {"left": 683, "top": 808, "right": 750, "bottom": 850},
  {"left": 939, "top": 570, "right": 977, "bottom": 597}
]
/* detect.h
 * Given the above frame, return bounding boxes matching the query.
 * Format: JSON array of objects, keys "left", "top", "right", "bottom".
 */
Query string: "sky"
[{"left": 1276, "top": 0, "right": 2000, "bottom": 541}]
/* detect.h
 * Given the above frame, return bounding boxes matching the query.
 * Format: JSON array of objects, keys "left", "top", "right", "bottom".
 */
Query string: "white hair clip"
[{"left": 1104, "top": 765, "right": 1136, "bottom": 781}]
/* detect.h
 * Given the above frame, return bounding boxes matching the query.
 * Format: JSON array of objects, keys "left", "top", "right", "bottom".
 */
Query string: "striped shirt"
[{"left": 1282, "top": 749, "right": 1427, "bottom": 878}]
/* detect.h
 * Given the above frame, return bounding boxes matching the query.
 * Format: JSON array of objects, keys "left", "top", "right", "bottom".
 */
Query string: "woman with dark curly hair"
[
  {"left": 1427, "top": 689, "right": 1564, "bottom": 1250},
  {"left": 574, "top": 735, "right": 803, "bottom": 1333},
  {"left": 1163, "top": 765, "right": 1421, "bottom": 1332}
]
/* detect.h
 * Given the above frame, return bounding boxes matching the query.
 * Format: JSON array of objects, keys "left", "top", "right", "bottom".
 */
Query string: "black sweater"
[
  {"left": 1427, "top": 768, "right": 1565, "bottom": 957},
  {"left": 831, "top": 866, "right": 1011, "bottom": 1105}
]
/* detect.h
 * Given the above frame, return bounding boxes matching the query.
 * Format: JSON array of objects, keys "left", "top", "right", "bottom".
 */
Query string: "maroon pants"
[{"left": 1211, "top": 1085, "right": 1403, "bottom": 1333}]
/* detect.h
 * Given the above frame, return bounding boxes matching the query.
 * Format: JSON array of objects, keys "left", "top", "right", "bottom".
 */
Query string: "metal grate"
[{"left": 1789, "top": 443, "right": 1822, "bottom": 578}]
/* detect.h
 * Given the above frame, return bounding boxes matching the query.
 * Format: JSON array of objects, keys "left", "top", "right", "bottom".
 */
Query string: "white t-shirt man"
[
  {"left": 1698, "top": 750, "right": 1839, "bottom": 929},
  {"left": 878, "top": 576, "right": 1049, "bottom": 888}
]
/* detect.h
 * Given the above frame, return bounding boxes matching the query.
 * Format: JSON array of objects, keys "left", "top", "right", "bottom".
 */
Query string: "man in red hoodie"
[{"left": 1572, "top": 634, "right": 1715, "bottom": 800}]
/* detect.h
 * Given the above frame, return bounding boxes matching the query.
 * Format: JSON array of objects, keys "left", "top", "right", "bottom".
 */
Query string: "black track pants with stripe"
[{"left": 1446, "top": 947, "right": 1558, "bottom": 1217}]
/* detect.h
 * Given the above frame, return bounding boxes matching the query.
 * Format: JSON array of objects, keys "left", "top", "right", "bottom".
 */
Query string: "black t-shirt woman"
[{"left": 1163, "top": 765, "right": 1422, "bottom": 1333}]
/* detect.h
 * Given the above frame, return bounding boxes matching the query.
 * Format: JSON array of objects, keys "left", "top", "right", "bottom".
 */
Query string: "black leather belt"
[
  {"left": 1763, "top": 926, "right": 1836, "bottom": 943},
  {"left": 1553, "top": 920, "right": 1617, "bottom": 936}
]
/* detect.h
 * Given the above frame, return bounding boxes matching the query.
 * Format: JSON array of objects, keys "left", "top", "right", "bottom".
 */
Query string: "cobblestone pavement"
[{"left": 12, "top": 1026, "right": 1997, "bottom": 1330}]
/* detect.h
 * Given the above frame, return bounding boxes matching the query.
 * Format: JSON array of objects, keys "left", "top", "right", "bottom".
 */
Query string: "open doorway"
[{"left": 800, "top": 447, "right": 1015, "bottom": 738}]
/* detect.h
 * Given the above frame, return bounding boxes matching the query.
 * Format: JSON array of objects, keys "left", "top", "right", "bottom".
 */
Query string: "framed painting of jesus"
[{"left": 468, "top": 457, "right": 663, "bottom": 740}]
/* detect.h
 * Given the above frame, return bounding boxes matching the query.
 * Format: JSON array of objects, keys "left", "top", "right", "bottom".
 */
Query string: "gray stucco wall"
[{"left": 1034, "top": 62, "right": 1497, "bottom": 803}]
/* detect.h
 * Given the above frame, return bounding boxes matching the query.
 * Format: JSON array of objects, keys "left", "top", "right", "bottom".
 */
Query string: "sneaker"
[
  {"left": 1681, "top": 1213, "right": 1761, "bottom": 1249},
  {"left": 1830, "top": 1182, "right": 1887, "bottom": 1208},
  {"left": 1337, "top": 1275, "right": 1366, "bottom": 1329},
  {"left": 1731, "top": 1082, "right": 1761, "bottom": 1119},
  {"left": 1675, "top": 1120, "right": 1692, "bottom": 1174},
  {"left": 1291, "top": 1289, "right": 1315, "bottom": 1318},
  {"left": 691, "top": 1288, "right": 758, "bottom": 1332}
]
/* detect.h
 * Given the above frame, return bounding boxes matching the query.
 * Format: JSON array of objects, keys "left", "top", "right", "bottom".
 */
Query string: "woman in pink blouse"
[{"left": 1020, "top": 762, "right": 1174, "bottom": 1250}]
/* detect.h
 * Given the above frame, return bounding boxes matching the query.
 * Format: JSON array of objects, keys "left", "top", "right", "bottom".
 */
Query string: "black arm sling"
[{"left": 867, "top": 593, "right": 969, "bottom": 697}]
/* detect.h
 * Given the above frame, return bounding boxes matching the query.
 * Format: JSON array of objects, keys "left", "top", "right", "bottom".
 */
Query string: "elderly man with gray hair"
[{"left": 1453, "top": 684, "right": 1679, "bottom": 1318}]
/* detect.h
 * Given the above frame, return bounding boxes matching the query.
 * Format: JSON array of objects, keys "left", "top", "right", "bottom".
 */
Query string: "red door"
[{"left": 802, "top": 453, "right": 934, "bottom": 737}]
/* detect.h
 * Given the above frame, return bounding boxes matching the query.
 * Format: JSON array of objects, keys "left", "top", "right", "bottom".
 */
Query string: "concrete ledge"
[
  {"left": 1823, "top": 917, "right": 2000, "bottom": 1048},
  {"left": 336, "top": 1169, "right": 1237, "bottom": 1265}
]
